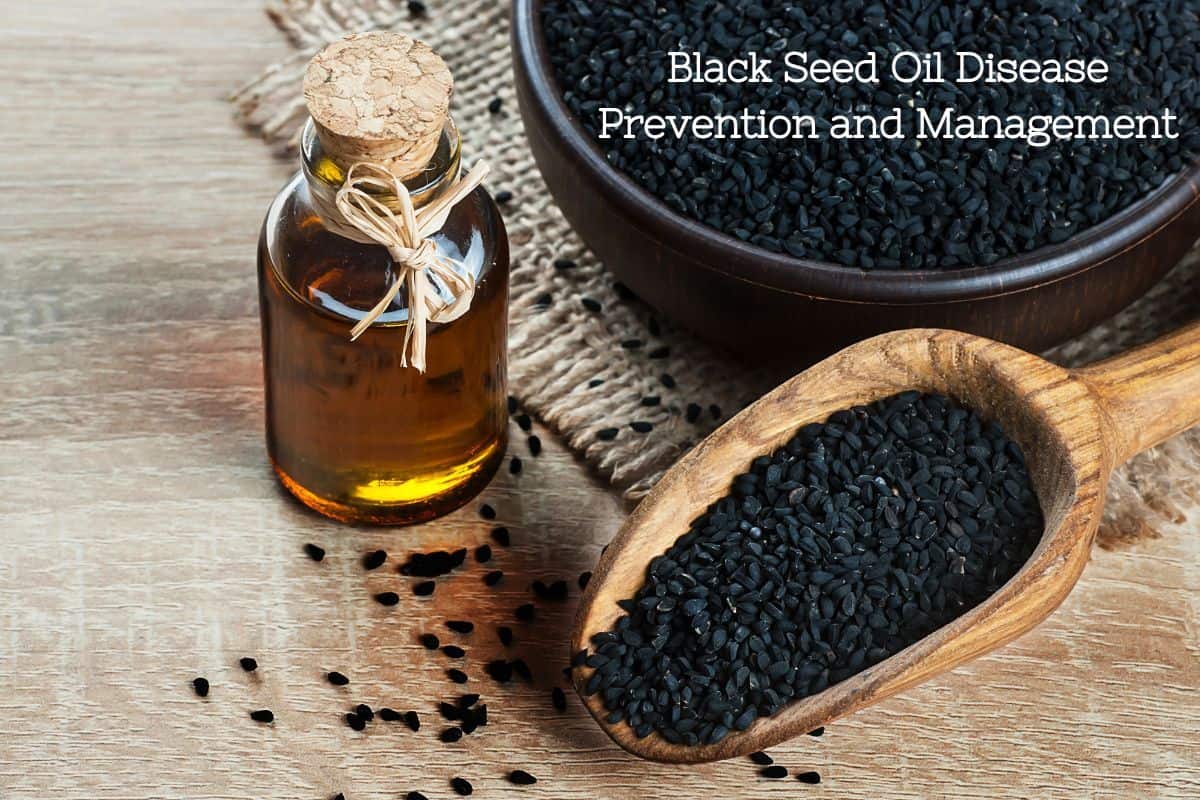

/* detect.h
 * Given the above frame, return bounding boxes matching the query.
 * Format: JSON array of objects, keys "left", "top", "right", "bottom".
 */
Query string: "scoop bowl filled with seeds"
[
  {"left": 514, "top": 0, "right": 1200, "bottom": 362},
  {"left": 571, "top": 322, "right": 1200, "bottom": 762}
]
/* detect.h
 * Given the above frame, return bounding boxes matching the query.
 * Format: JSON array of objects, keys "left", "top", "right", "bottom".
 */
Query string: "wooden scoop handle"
[{"left": 1076, "top": 319, "right": 1200, "bottom": 468}]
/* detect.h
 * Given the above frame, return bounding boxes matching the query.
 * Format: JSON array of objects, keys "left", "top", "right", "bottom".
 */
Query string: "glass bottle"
[{"left": 257, "top": 33, "right": 509, "bottom": 526}]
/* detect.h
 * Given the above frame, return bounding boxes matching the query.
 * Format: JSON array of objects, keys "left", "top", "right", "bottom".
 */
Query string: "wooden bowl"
[{"left": 511, "top": 0, "right": 1200, "bottom": 364}]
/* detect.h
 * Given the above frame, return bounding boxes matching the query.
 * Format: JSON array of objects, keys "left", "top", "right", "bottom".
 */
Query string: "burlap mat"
[{"left": 233, "top": 0, "right": 1200, "bottom": 547}]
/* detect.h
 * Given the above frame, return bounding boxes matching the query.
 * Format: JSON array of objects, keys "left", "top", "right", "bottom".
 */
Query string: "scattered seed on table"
[
  {"left": 374, "top": 592, "right": 400, "bottom": 607},
  {"left": 250, "top": 709, "right": 274, "bottom": 724},
  {"left": 407, "top": 0, "right": 426, "bottom": 17},
  {"left": 355, "top": 704, "right": 374, "bottom": 722},
  {"left": 486, "top": 660, "right": 513, "bottom": 683},
  {"left": 327, "top": 671, "right": 350, "bottom": 686},
  {"left": 491, "top": 527, "right": 511, "bottom": 547},
  {"left": 496, "top": 190, "right": 514, "bottom": 205},
  {"left": 304, "top": 543, "right": 325, "bottom": 562},
  {"left": 508, "top": 770, "right": 538, "bottom": 786},
  {"left": 487, "top": 97, "right": 503, "bottom": 114},
  {"left": 441, "top": 727, "right": 464, "bottom": 743},
  {"left": 507, "top": 396, "right": 518, "bottom": 414},
  {"left": 511, "top": 659, "right": 532, "bottom": 682},
  {"left": 553, "top": 258, "right": 577, "bottom": 270},
  {"left": 458, "top": 693, "right": 480, "bottom": 708},
  {"left": 479, "top": 504, "right": 496, "bottom": 520},
  {"left": 474, "top": 544, "right": 493, "bottom": 564},
  {"left": 709, "top": 404, "right": 722, "bottom": 420},
  {"left": 534, "top": 292, "right": 553, "bottom": 309},
  {"left": 239, "top": 657, "right": 257, "bottom": 672},
  {"left": 516, "top": 413, "right": 532, "bottom": 431},
  {"left": 192, "top": 677, "right": 209, "bottom": 698},
  {"left": 596, "top": 427, "right": 619, "bottom": 442},
  {"left": 401, "top": 549, "right": 468, "bottom": 578},
  {"left": 621, "top": 338, "right": 643, "bottom": 350},
  {"left": 440, "top": 702, "right": 462, "bottom": 721},
  {"left": 404, "top": 711, "right": 421, "bottom": 731},
  {"left": 533, "top": 580, "right": 568, "bottom": 601},
  {"left": 580, "top": 297, "right": 602, "bottom": 313},
  {"left": 498, "top": 626, "right": 514, "bottom": 646},
  {"left": 442, "top": 645, "right": 466, "bottom": 659},
  {"left": 641, "top": 396, "right": 660, "bottom": 407},
  {"left": 648, "top": 346, "right": 670, "bottom": 359},
  {"left": 362, "top": 549, "right": 387, "bottom": 570},
  {"left": 578, "top": 571, "right": 591, "bottom": 589},
  {"left": 509, "top": 456, "right": 523, "bottom": 475},
  {"left": 484, "top": 570, "right": 504, "bottom": 586},
  {"left": 761, "top": 766, "right": 788, "bottom": 779},
  {"left": 451, "top": 777, "right": 473, "bottom": 796},
  {"left": 379, "top": 708, "right": 401, "bottom": 722},
  {"left": 515, "top": 603, "right": 535, "bottom": 622},
  {"left": 419, "top": 634, "right": 440, "bottom": 650},
  {"left": 659, "top": 373, "right": 676, "bottom": 389},
  {"left": 332, "top": 794, "right": 344, "bottom": 800},
  {"left": 808, "top": 727, "right": 825, "bottom": 737},
  {"left": 797, "top": 772, "right": 822, "bottom": 784},
  {"left": 447, "top": 669, "right": 469, "bottom": 684},
  {"left": 587, "top": 379, "right": 604, "bottom": 389},
  {"left": 630, "top": 421, "right": 653, "bottom": 433},
  {"left": 527, "top": 435, "right": 542, "bottom": 456},
  {"left": 406, "top": 793, "right": 428, "bottom": 800},
  {"left": 345, "top": 712, "right": 366, "bottom": 731},
  {"left": 685, "top": 403, "right": 702, "bottom": 423},
  {"left": 413, "top": 581, "right": 436, "bottom": 597},
  {"left": 551, "top": 687, "right": 567, "bottom": 712},
  {"left": 446, "top": 620, "right": 474, "bottom": 634},
  {"left": 749, "top": 752, "right": 773, "bottom": 766}
]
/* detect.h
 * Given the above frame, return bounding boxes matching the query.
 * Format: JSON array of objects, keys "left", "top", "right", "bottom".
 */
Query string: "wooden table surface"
[{"left": 1, "top": 2, "right": 1197, "bottom": 798}]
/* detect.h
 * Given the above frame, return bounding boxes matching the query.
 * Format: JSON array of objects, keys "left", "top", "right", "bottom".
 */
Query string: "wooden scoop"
[{"left": 572, "top": 323, "right": 1200, "bottom": 763}]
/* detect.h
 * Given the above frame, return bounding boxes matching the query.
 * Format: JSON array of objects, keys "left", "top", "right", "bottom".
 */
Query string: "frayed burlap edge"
[{"left": 232, "top": 0, "right": 1200, "bottom": 548}]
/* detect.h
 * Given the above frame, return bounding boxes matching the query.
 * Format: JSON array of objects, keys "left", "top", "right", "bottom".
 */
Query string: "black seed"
[
  {"left": 498, "top": 626, "right": 514, "bottom": 646},
  {"left": 528, "top": 435, "right": 542, "bottom": 456},
  {"left": 685, "top": 403, "right": 702, "bottom": 423},
  {"left": 447, "top": 669, "right": 468, "bottom": 684},
  {"left": 356, "top": 704, "right": 374, "bottom": 722},
  {"left": 749, "top": 752, "right": 773, "bottom": 766},
  {"left": 508, "top": 770, "right": 538, "bottom": 785},
  {"left": 192, "top": 677, "right": 209, "bottom": 697},
  {"left": 250, "top": 709, "right": 274, "bottom": 724},
  {"left": 551, "top": 687, "right": 567, "bottom": 711},
  {"left": 419, "top": 634, "right": 440, "bottom": 650},
  {"left": 442, "top": 645, "right": 466, "bottom": 659},
  {"left": 486, "top": 659, "right": 513, "bottom": 683},
  {"left": 487, "top": 97, "right": 503, "bottom": 115},
  {"left": 660, "top": 374, "right": 676, "bottom": 389},
  {"left": 413, "top": 580, "right": 436, "bottom": 597},
  {"left": 345, "top": 712, "right": 365, "bottom": 731},
  {"left": 797, "top": 772, "right": 822, "bottom": 784},
  {"left": 401, "top": 549, "right": 468, "bottom": 578},
  {"left": 554, "top": 258, "right": 577, "bottom": 270},
  {"left": 596, "top": 427, "right": 619, "bottom": 441},
  {"left": 808, "top": 727, "right": 824, "bottom": 737},
  {"left": 407, "top": 793, "right": 428, "bottom": 800},
  {"left": 239, "top": 657, "right": 258, "bottom": 672},
  {"left": 475, "top": 544, "right": 493, "bottom": 563},
  {"left": 578, "top": 571, "right": 592, "bottom": 589},
  {"left": 403, "top": 711, "right": 421, "bottom": 731},
  {"left": 484, "top": 570, "right": 504, "bottom": 586},
  {"left": 491, "top": 527, "right": 511, "bottom": 547},
  {"left": 495, "top": 190, "right": 514, "bottom": 205},
  {"left": 446, "top": 620, "right": 475, "bottom": 634},
  {"left": 304, "top": 543, "right": 325, "bottom": 562},
  {"left": 509, "top": 456, "right": 523, "bottom": 475},
  {"left": 587, "top": 379, "right": 604, "bottom": 388},
  {"left": 327, "top": 671, "right": 350, "bottom": 686},
  {"left": 507, "top": 396, "right": 518, "bottom": 414},
  {"left": 362, "top": 549, "right": 387, "bottom": 570},
  {"left": 516, "top": 413, "right": 532, "bottom": 431},
  {"left": 630, "top": 421, "right": 653, "bottom": 433},
  {"left": 407, "top": 0, "right": 426, "bottom": 17},
  {"left": 761, "top": 766, "right": 788, "bottom": 779},
  {"left": 441, "top": 727, "right": 464, "bottom": 743},
  {"left": 480, "top": 504, "right": 497, "bottom": 520},
  {"left": 515, "top": 603, "right": 535, "bottom": 622},
  {"left": 581, "top": 297, "right": 602, "bottom": 313},
  {"left": 379, "top": 708, "right": 401, "bottom": 721},
  {"left": 450, "top": 777, "right": 473, "bottom": 796},
  {"left": 375, "top": 592, "right": 400, "bottom": 607}
]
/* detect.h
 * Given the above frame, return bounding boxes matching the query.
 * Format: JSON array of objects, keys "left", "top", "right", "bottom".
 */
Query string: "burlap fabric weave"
[{"left": 233, "top": 0, "right": 1200, "bottom": 547}]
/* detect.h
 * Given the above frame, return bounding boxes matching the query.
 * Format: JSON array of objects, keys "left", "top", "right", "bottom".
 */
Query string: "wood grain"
[{"left": 0, "top": 2, "right": 1197, "bottom": 798}]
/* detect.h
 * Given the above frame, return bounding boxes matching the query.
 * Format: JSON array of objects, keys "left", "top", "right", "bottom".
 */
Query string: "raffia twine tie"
[{"left": 315, "top": 160, "right": 490, "bottom": 373}]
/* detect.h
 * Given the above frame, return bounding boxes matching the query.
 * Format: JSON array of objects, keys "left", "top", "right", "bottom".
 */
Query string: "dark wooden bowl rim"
[{"left": 514, "top": 0, "right": 1200, "bottom": 306}]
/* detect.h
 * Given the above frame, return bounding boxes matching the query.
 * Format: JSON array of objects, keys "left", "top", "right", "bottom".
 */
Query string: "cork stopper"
[{"left": 304, "top": 32, "right": 453, "bottom": 179}]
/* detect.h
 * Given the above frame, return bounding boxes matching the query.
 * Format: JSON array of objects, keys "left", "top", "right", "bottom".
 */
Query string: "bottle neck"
[{"left": 301, "top": 116, "right": 463, "bottom": 215}]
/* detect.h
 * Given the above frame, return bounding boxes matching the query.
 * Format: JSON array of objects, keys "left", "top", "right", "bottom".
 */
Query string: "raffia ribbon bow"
[{"left": 330, "top": 160, "right": 490, "bottom": 373}]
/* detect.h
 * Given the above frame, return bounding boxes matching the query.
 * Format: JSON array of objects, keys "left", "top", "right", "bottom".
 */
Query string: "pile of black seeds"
[
  {"left": 542, "top": 0, "right": 1200, "bottom": 269},
  {"left": 579, "top": 392, "right": 1043, "bottom": 745}
]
